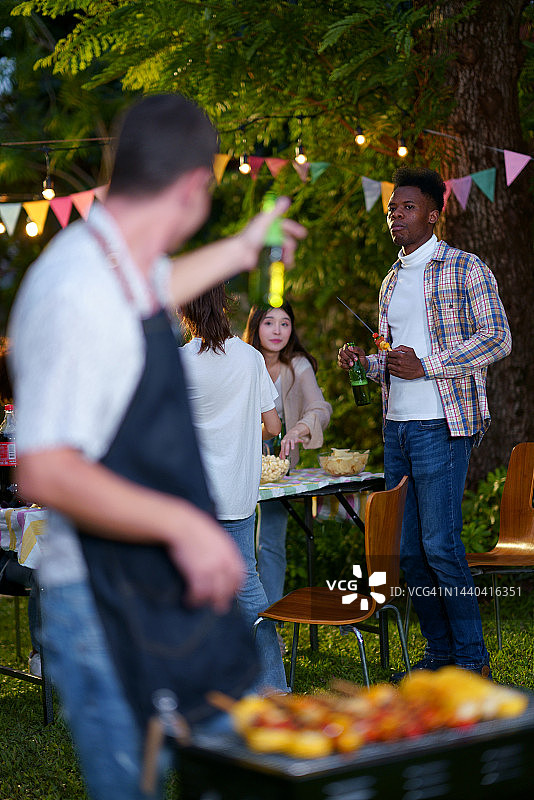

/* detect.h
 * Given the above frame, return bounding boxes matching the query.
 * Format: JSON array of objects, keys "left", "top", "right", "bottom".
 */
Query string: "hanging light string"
[
  {"left": 422, "top": 128, "right": 509, "bottom": 155},
  {"left": 0, "top": 137, "right": 112, "bottom": 149}
]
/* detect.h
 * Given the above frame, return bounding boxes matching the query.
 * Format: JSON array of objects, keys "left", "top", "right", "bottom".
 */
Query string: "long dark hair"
[
  {"left": 180, "top": 284, "right": 233, "bottom": 354},
  {"left": 243, "top": 301, "right": 317, "bottom": 373}
]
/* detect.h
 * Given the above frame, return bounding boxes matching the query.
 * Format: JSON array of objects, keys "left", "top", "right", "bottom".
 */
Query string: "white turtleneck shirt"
[{"left": 386, "top": 234, "right": 445, "bottom": 421}]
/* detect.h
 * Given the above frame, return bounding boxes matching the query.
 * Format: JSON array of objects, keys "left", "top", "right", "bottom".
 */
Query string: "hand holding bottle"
[{"left": 338, "top": 343, "right": 369, "bottom": 372}]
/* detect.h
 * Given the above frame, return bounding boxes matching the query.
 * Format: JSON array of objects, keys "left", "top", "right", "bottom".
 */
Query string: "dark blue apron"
[{"left": 77, "top": 303, "right": 258, "bottom": 729}]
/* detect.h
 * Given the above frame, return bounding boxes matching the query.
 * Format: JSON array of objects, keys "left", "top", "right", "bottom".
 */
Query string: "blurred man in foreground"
[{"left": 9, "top": 94, "right": 305, "bottom": 799}]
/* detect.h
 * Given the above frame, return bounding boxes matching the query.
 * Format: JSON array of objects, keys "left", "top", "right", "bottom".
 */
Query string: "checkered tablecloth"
[
  {"left": 0, "top": 506, "right": 47, "bottom": 569},
  {"left": 258, "top": 467, "right": 383, "bottom": 498}
]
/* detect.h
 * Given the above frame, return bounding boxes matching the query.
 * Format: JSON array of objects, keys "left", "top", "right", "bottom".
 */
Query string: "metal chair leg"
[
  {"left": 349, "top": 626, "right": 370, "bottom": 688},
  {"left": 252, "top": 616, "right": 264, "bottom": 639},
  {"left": 382, "top": 604, "right": 411, "bottom": 674},
  {"left": 14, "top": 595, "right": 22, "bottom": 660},
  {"left": 492, "top": 573, "right": 502, "bottom": 651},
  {"left": 288, "top": 623, "right": 300, "bottom": 690},
  {"left": 378, "top": 611, "right": 390, "bottom": 669}
]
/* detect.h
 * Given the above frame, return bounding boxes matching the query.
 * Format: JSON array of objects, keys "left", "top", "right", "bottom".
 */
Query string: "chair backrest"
[
  {"left": 498, "top": 442, "right": 534, "bottom": 547},
  {"left": 364, "top": 475, "right": 408, "bottom": 603}
]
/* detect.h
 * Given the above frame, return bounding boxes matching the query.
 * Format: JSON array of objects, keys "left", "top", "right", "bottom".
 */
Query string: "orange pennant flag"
[
  {"left": 50, "top": 197, "right": 73, "bottom": 228},
  {"left": 265, "top": 158, "right": 288, "bottom": 178},
  {"left": 213, "top": 154, "right": 231, "bottom": 185},
  {"left": 22, "top": 201, "right": 49, "bottom": 235},
  {"left": 72, "top": 189, "right": 95, "bottom": 220},
  {"left": 381, "top": 181, "right": 394, "bottom": 213}
]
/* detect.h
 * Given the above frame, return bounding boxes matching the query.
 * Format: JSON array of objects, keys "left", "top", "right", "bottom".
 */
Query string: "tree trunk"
[{"left": 427, "top": 0, "right": 534, "bottom": 487}]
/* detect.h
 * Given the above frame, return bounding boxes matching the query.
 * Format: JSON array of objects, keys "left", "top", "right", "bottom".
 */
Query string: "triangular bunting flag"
[
  {"left": 94, "top": 184, "right": 109, "bottom": 202},
  {"left": 22, "top": 200, "right": 49, "bottom": 235},
  {"left": 361, "top": 177, "right": 381, "bottom": 212},
  {"left": 309, "top": 162, "right": 330, "bottom": 184},
  {"left": 471, "top": 168, "right": 496, "bottom": 202},
  {"left": 248, "top": 156, "right": 265, "bottom": 181},
  {"left": 381, "top": 181, "right": 394, "bottom": 213},
  {"left": 292, "top": 160, "right": 310, "bottom": 182},
  {"left": 72, "top": 189, "right": 95, "bottom": 220},
  {"left": 503, "top": 150, "right": 532, "bottom": 186},
  {"left": 50, "top": 196, "right": 73, "bottom": 228},
  {"left": 0, "top": 203, "right": 22, "bottom": 236},
  {"left": 443, "top": 181, "right": 453, "bottom": 210},
  {"left": 213, "top": 154, "right": 231, "bottom": 185},
  {"left": 265, "top": 158, "right": 288, "bottom": 178},
  {"left": 450, "top": 176, "right": 472, "bottom": 209}
]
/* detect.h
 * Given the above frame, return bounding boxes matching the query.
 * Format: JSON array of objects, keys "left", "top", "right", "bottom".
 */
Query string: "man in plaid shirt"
[{"left": 339, "top": 167, "right": 511, "bottom": 680}]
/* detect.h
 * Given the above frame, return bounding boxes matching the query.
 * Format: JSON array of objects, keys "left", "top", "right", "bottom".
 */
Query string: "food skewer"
[{"left": 336, "top": 296, "right": 391, "bottom": 351}]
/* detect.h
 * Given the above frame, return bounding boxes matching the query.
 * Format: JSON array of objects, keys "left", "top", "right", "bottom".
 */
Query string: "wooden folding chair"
[
  {"left": 466, "top": 442, "right": 534, "bottom": 651},
  {"left": 256, "top": 476, "right": 409, "bottom": 689}
]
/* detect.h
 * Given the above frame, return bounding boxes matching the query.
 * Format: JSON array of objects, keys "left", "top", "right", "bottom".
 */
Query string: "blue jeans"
[
  {"left": 41, "top": 580, "right": 154, "bottom": 800},
  {"left": 256, "top": 500, "right": 289, "bottom": 605},
  {"left": 384, "top": 419, "right": 489, "bottom": 668},
  {"left": 221, "top": 514, "right": 288, "bottom": 692},
  {"left": 40, "top": 579, "right": 234, "bottom": 800}
]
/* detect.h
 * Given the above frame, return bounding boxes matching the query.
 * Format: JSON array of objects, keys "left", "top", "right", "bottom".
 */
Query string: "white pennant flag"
[
  {"left": 0, "top": 203, "right": 22, "bottom": 236},
  {"left": 361, "top": 177, "right": 381, "bottom": 212}
]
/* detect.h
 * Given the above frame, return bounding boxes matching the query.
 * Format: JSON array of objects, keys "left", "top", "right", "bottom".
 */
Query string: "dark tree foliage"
[{"left": 2, "top": 0, "right": 533, "bottom": 481}]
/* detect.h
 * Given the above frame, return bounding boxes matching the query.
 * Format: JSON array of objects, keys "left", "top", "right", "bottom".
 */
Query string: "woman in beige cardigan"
[{"left": 243, "top": 302, "right": 332, "bottom": 608}]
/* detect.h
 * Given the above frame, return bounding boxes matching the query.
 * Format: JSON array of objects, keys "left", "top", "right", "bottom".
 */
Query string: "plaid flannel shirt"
[{"left": 366, "top": 240, "right": 512, "bottom": 444}]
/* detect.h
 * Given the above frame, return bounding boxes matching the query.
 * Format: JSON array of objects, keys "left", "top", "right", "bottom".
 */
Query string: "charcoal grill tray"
[{"left": 180, "top": 692, "right": 534, "bottom": 799}]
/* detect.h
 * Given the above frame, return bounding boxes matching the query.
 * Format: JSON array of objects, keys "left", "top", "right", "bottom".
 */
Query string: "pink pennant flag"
[
  {"left": 449, "top": 176, "right": 472, "bottom": 210},
  {"left": 94, "top": 184, "right": 109, "bottom": 202},
  {"left": 72, "top": 189, "right": 95, "bottom": 220},
  {"left": 265, "top": 158, "right": 288, "bottom": 178},
  {"left": 292, "top": 160, "right": 310, "bottom": 182},
  {"left": 50, "top": 197, "right": 73, "bottom": 228},
  {"left": 248, "top": 156, "right": 265, "bottom": 181},
  {"left": 443, "top": 181, "right": 453, "bottom": 210},
  {"left": 503, "top": 150, "right": 532, "bottom": 186}
]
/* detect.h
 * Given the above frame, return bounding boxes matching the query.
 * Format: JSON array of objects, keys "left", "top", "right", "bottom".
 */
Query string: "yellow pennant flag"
[
  {"left": 381, "top": 182, "right": 394, "bottom": 214},
  {"left": 213, "top": 154, "right": 231, "bottom": 185},
  {"left": 22, "top": 200, "right": 50, "bottom": 234}
]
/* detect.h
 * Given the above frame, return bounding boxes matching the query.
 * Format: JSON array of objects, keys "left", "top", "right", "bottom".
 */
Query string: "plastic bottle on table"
[{"left": 0, "top": 404, "right": 20, "bottom": 507}]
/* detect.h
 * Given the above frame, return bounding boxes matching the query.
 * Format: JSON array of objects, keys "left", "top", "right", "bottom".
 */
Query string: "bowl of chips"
[
  {"left": 318, "top": 448, "right": 369, "bottom": 476},
  {"left": 260, "top": 455, "right": 290, "bottom": 484}
]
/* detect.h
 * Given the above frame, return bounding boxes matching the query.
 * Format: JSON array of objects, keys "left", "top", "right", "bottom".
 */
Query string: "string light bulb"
[
  {"left": 239, "top": 153, "right": 251, "bottom": 175},
  {"left": 42, "top": 175, "right": 55, "bottom": 201},
  {"left": 295, "top": 141, "right": 307, "bottom": 165},
  {"left": 26, "top": 218, "right": 39, "bottom": 237},
  {"left": 355, "top": 125, "right": 366, "bottom": 146},
  {"left": 41, "top": 148, "right": 55, "bottom": 200},
  {"left": 397, "top": 137, "right": 408, "bottom": 158},
  {"left": 0, "top": 221, "right": 6, "bottom": 235},
  {"left": 294, "top": 114, "right": 307, "bottom": 164}
]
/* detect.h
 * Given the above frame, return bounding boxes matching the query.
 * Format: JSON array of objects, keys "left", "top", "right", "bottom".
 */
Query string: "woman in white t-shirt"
[
  {"left": 243, "top": 302, "right": 332, "bottom": 607},
  {"left": 180, "top": 285, "right": 288, "bottom": 692}
]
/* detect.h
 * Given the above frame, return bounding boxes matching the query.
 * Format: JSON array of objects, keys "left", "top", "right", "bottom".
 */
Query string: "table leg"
[{"left": 303, "top": 498, "right": 318, "bottom": 651}]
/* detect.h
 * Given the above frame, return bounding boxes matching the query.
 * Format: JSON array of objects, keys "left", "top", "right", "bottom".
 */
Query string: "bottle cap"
[{"left": 4, "top": 404, "right": 13, "bottom": 411}]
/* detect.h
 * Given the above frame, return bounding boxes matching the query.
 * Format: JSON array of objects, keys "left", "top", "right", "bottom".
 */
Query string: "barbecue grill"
[{"left": 179, "top": 693, "right": 534, "bottom": 799}]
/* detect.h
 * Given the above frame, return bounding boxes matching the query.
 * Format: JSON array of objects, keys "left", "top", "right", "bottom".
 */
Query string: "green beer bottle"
[
  {"left": 347, "top": 343, "right": 370, "bottom": 406},
  {"left": 249, "top": 191, "right": 285, "bottom": 308}
]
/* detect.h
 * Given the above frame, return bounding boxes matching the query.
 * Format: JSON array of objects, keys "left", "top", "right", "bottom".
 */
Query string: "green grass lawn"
[{"left": 2, "top": 572, "right": 533, "bottom": 800}]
